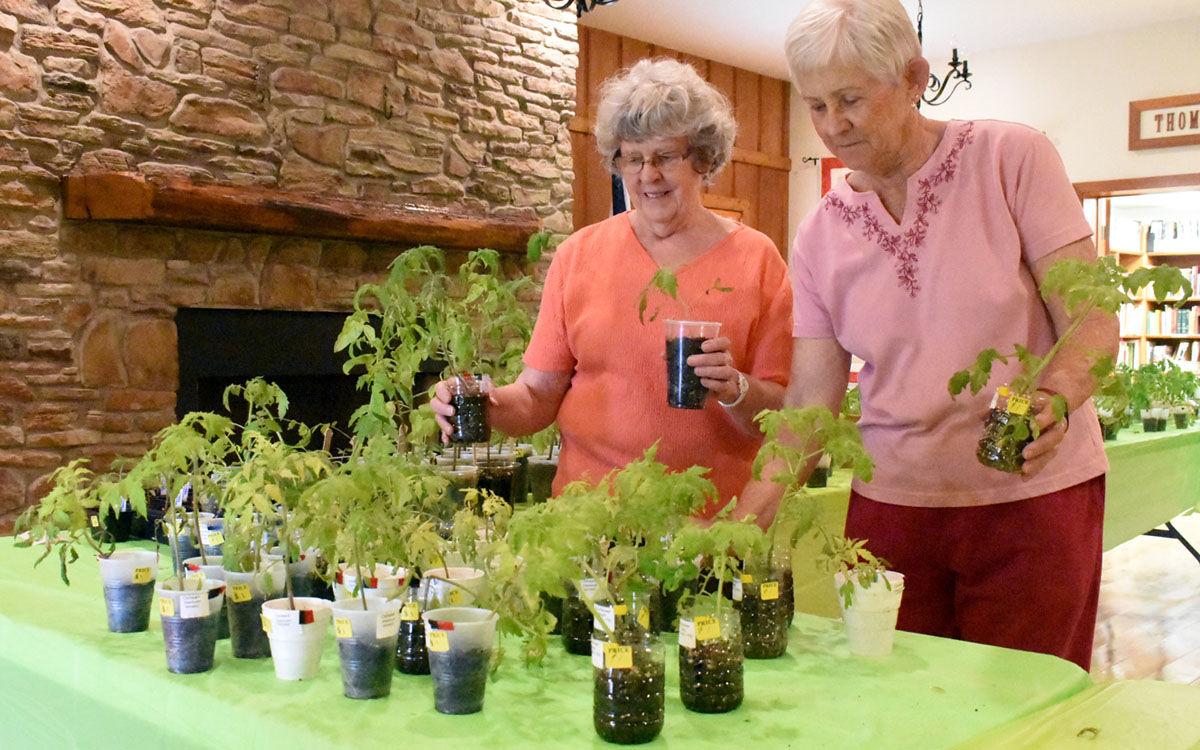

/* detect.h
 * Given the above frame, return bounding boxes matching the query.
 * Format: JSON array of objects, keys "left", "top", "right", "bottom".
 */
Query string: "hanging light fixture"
[
  {"left": 543, "top": 0, "right": 621, "bottom": 17},
  {"left": 916, "top": 0, "right": 972, "bottom": 107}
]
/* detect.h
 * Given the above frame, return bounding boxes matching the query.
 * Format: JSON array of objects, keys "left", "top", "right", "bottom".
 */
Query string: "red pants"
[{"left": 845, "top": 475, "right": 1105, "bottom": 671}]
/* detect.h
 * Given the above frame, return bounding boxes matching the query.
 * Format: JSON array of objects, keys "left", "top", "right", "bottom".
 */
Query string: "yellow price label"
[
  {"left": 613, "top": 604, "right": 628, "bottom": 617},
  {"left": 427, "top": 630, "right": 450, "bottom": 653},
  {"left": 603, "top": 643, "right": 632, "bottom": 670},
  {"left": 230, "top": 583, "right": 252, "bottom": 603},
  {"left": 636, "top": 608, "right": 650, "bottom": 630},
  {"left": 260, "top": 614, "right": 272, "bottom": 634},
  {"left": 206, "top": 531, "right": 224, "bottom": 546},
  {"left": 90, "top": 515, "right": 100, "bottom": 528},
  {"left": 447, "top": 588, "right": 464, "bottom": 606},
  {"left": 334, "top": 617, "right": 354, "bottom": 639},
  {"left": 132, "top": 567, "right": 152, "bottom": 585},
  {"left": 158, "top": 597, "right": 175, "bottom": 617},
  {"left": 1006, "top": 393, "right": 1030, "bottom": 416},
  {"left": 400, "top": 602, "right": 420, "bottom": 622},
  {"left": 760, "top": 581, "right": 781, "bottom": 601},
  {"left": 694, "top": 615, "right": 721, "bottom": 641},
  {"left": 740, "top": 574, "right": 754, "bottom": 583},
  {"left": 997, "top": 385, "right": 1011, "bottom": 397}
]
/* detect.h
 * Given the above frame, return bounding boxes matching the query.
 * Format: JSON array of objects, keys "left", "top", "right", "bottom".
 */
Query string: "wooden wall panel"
[{"left": 574, "top": 28, "right": 791, "bottom": 254}]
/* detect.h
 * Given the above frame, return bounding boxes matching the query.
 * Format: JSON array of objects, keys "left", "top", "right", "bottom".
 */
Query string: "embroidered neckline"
[{"left": 823, "top": 121, "right": 976, "bottom": 297}]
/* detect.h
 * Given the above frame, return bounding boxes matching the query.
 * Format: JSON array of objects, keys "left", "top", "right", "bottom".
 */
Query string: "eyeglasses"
[{"left": 613, "top": 148, "right": 694, "bottom": 175}]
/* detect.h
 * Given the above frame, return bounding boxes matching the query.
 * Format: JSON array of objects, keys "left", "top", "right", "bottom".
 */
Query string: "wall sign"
[{"left": 1129, "top": 93, "right": 1200, "bottom": 151}]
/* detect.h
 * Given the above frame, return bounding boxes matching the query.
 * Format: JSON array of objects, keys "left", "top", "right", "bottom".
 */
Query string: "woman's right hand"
[{"left": 427, "top": 376, "right": 495, "bottom": 444}]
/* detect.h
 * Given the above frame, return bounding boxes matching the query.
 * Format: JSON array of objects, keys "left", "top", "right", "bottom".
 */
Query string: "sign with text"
[{"left": 1129, "top": 93, "right": 1200, "bottom": 151}]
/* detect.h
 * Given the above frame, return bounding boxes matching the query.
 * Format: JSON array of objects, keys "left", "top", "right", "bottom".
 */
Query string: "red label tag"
[
  {"left": 186, "top": 563, "right": 200, "bottom": 572},
  {"left": 366, "top": 577, "right": 378, "bottom": 588},
  {"left": 431, "top": 620, "right": 455, "bottom": 631},
  {"left": 335, "top": 570, "right": 344, "bottom": 585},
  {"left": 299, "top": 609, "right": 315, "bottom": 625},
  {"left": 207, "top": 585, "right": 225, "bottom": 599}
]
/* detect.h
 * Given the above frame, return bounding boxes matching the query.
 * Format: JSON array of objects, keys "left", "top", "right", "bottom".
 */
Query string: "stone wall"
[{"left": 0, "top": 0, "right": 578, "bottom": 528}]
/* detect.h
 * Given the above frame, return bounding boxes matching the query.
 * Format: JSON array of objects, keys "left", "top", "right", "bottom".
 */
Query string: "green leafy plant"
[
  {"left": 948, "top": 257, "right": 1194, "bottom": 446},
  {"left": 13, "top": 459, "right": 151, "bottom": 584},
  {"left": 508, "top": 445, "right": 716, "bottom": 638},
  {"left": 636, "top": 269, "right": 732, "bottom": 325},
  {"left": 1162, "top": 360, "right": 1199, "bottom": 413},
  {"left": 526, "top": 229, "right": 564, "bottom": 264},
  {"left": 665, "top": 511, "right": 765, "bottom": 619},
  {"left": 818, "top": 533, "right": 893, "bottom": 610}
]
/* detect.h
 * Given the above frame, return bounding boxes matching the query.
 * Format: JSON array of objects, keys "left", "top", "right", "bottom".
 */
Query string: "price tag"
[
  {"left": 591, "top": 638, "right": 604, "bottom": 669},
  {"left": 636, "top": 608, "right": 650, "bottom": 630},
  {"left": 261, "top": 614, "right": 272, "bottom": 634},
  {"left": 400, "top": 602, "right": 420, "bottom": 621},
  {"left": 740, "top": 573, "right": 754, "bottom": 583},
  {"left": 1006, "top": 393, "right": 1030, "bottom": 416},
  {"left": 580, "top": 578, "right": 598, "bottom": 597},
  {"left": 159, "top": 597, "right": 175, "bottom": 617},
  {"left": 90, "top": 515, "right": 100, "bottom": 528},
  {"left": 427, "top": 630, "right": 450, "bottom": 653},
  {"left": 446, "top": 588, "right": 464, "bottom": 606},
  {"left": 732, "top": 578, "right": 744, "bottom": 602},
  {"left": 179, "top": 591, "right": 208, "bottom": 619},
  {"left": 603, "top": 643, "right": 632, "bottom": 670},
  {"left": 760, "top": 581, "right": 781, "bottom": 601},
  {"left": 678, "top": 618, "right": 697, "bottom": 649},
  {"left": 201, "top": 530, "right": 224, "bottom": 546},
  {"left": 230, "top": 583, "right": 252, "bottom": 603},
  {"left": 694, "top": 615, "right": 721, "bottom": 641},
  {"left": 132, "top": 567, "right": 153, "bottom": 585},
  {"left": 335, "top": 617, "right": 354, "bottom": 639},
  {"left": 376, "top": 609, "right": 400, "bottom": 640},
  {"left": 613, "top": 603, "right": 628, "bottom": 617}
]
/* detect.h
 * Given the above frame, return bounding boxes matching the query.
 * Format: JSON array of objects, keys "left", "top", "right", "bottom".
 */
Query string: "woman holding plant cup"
[
  {"left": 744, "top": 0, "right": 1118, "bottom": 670},
  {"left": 429, "top": 58, "right": 793, "bottom": 515}
]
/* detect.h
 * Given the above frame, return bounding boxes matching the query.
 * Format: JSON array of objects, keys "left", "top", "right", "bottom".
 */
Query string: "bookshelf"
[{"left": 1084, "top": 187, "right": 1200, "bottom": 370}]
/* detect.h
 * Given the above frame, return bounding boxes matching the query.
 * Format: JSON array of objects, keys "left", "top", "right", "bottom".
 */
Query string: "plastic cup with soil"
[
  {"left": 184, "top": 555, "right": 229, "bottom": 639},
  {"left": 422, "top": 566, "right": 486, "bottom": 610},
  {"left": 156, "top": 577, "right": 226, "bottom": 674},
  {"left": 224, "top": 557, "right": 286, "bottom": 659},
  {"left": 262, "top": 597, "right": 333, "bottom": 681},
  {"left": 269, "top": 546, "right": 325, "bottom": 599},
  {"left": 431, "top": 462, "right": 479, "bottom": 524},
  {"left": 1172, "top": 407, "right": 1191, "bottom": 429},
  {"left": 735, "top": 567, "right": 791, "bottom": 659},
  {"left": 975, "top": 389, "right": 1035, "bottom": 473},
  {"left": 449, "top": 374, "right": 492, "bottom": 444},
  {"left": 98, "top": 550, "right": 159, "bottom": 633},
  {"left": 562, "top": 579, "right": 598, "bottom": 655},
  {"left": 677, "top": 606, "right": 743, "bottom": 714},
  {"left": 834, "top": 570, "right": 905, "bottom": 657},
  {"left": 423, "top": 606, "right": 499, "bottom": 715},
  {"left": 89, "top": 504, "right": 135, "bottom": 544},
  {"left": 592, "top": 622, "right": 666, "bottom": 744},
  {"left": 664, "top": 319, "right": 721, "bottom": 410},
  {"left": 525, "top": 455, "right": 559, "bottom": 503},
  {"left": 332, "top": 562, "right": 406, "bottom": 603},
  {"left": 332, "top": 596, "right": 402, "bottom": 699},
  {"left": 197, "top": 517, "right": 225, "bottom": 558},
  {"left": 474, "top": 458, "right": 519, "bottom": 505}
]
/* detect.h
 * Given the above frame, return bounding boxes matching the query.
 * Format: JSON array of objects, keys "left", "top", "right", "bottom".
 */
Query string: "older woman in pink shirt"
[{"left": 758, "top": 0, "right": 1118, "bottom": 670}]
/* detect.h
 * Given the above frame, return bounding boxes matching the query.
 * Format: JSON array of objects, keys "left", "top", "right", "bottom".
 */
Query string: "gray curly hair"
[{"left": 593, "top": 58, "right": 737, "bottom": 185}]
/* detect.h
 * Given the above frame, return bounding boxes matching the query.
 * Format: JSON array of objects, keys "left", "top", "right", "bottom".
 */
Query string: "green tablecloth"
[
  {"left": 0, "top": 540, "right": 1091, "bottom": 750},
  {"left": 953, "top": 680, "right": 1200, "bottom": 749},
  {"left": 793, "top": 425, "right": 1200, "bottom": 618}
]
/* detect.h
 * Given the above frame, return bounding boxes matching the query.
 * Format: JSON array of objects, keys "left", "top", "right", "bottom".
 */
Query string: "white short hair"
[
  {"left": 785, "top": 0, "right": 921, "bottom": 87},
  {"left": 593, "top": 58, "right": 736, "bottom": 184}
]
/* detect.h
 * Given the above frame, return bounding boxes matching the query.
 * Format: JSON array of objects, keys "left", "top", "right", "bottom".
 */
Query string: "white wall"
[{"left": 786, "top": 18, "right": 1200, "bottom": 245}]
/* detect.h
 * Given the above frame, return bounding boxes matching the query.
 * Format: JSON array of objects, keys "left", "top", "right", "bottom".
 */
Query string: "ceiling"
[{"left": 578, "top": 0, "right": 1200, "bottom": 80}]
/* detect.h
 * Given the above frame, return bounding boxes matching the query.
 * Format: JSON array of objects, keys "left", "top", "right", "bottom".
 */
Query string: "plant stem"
[
  {"left": 1016, "top": 300, "right": 1096, "bottom": 394},
  {"left": 190, "top": 472, "right": 208, "bottom": 567}
]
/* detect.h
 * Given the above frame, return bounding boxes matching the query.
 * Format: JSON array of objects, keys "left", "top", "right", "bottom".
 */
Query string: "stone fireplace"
[{"left": 0, "top": 0, "right": 579, "bottom": 529}]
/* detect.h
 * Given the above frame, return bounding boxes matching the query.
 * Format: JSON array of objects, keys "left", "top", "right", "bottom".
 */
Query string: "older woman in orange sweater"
[{"left": 429, "top": 58, "right": 792, "bottom": 516}]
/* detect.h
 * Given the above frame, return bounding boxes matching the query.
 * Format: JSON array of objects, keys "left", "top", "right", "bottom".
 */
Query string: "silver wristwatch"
[{"left": 718, "top": 371, "right": 749, "bottom": 408}]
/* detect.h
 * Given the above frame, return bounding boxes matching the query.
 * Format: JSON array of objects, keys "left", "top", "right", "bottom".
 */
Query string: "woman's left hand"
[
  {"left": 1021, "top": 390, "right": 1071, "bottom": 477},
  {"left": 688, "top": 337, "right": 741, "bottom": 404}
]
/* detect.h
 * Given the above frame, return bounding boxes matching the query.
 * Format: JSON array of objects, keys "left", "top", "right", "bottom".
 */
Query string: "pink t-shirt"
[
  {"left": 790, "top": 119, "right": 1108, "bottom": 508},
  {"left": 525, "top": 212, "right": 793, "bottom": 515}
]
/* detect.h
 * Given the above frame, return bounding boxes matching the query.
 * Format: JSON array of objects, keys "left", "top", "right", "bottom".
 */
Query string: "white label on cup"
[
  {"left": 732, "top": 578, "right": 744, "bottom": 602},
  {"left": 591, "top": 638, "right": 604, "bottom": 669},
  {"left": 594, "top": 604, "right": 615, "bottom": 632},
  {"left": 267, "top": 609, "right": 301, "bottom": 636},
  {"left": 678, "top": 618, "right": 697, "bottom": 649},
  {"left": 376, "top": 609, "right": 400, "bottom": 640},
  {"left": 179, "top": 591, "right": 208, "bottom": 619}
]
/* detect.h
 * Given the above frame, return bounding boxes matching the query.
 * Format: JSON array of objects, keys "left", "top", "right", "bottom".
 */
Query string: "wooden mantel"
[{"left": 61, "top": 172, "right": 540, "bottom": 253}]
